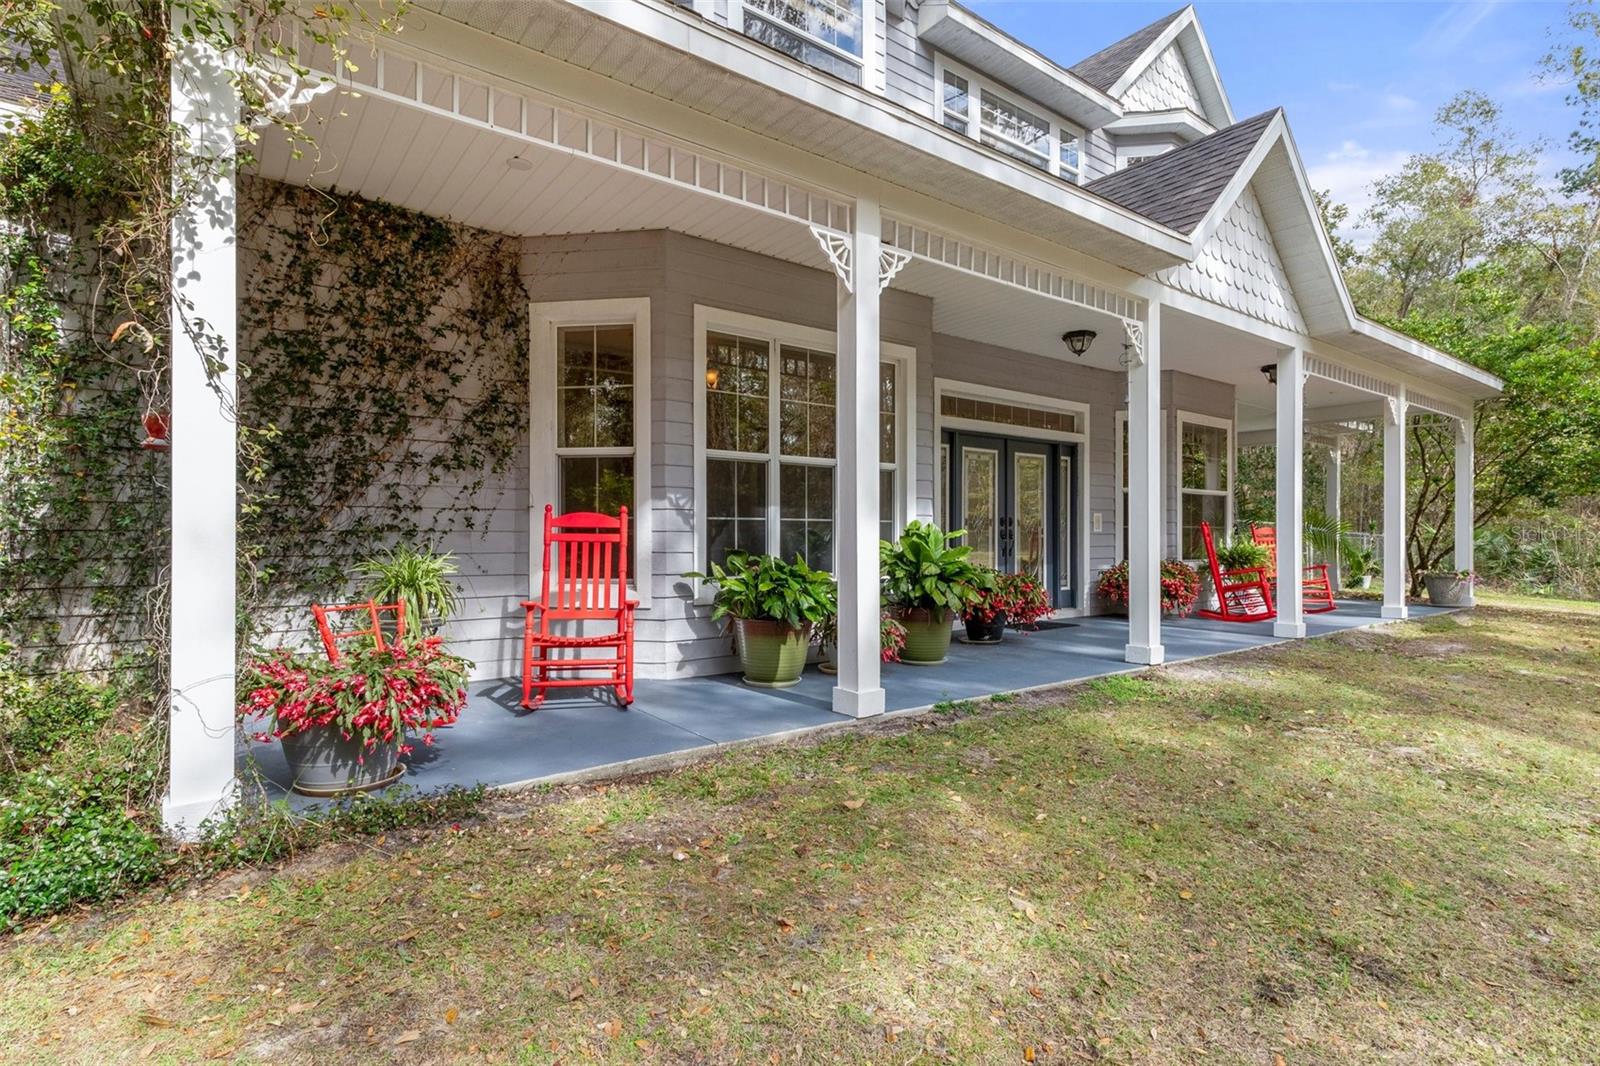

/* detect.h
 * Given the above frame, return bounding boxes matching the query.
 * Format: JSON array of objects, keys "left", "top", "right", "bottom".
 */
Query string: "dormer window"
[
  {"left": 936, "top": 59, "right": 1084, "bottom": 185},
  {"left": 740, "top": 0, "right": 863, "bottom": 83}
]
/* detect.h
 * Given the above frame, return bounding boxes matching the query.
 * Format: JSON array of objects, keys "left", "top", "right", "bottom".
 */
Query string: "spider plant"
[{"left": 354, "top": 545, "right": 462, "bottom": 629}]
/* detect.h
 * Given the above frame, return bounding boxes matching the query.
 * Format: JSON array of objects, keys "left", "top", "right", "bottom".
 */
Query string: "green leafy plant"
[
  {"left": 354, "top": 546, "right": 462, "bottom": 629},
  {"left": 1344, "top": 544, "right": 1377, "bottom": 585},
  {"left": 687, "top": 553, "right": 837, "bottom": 631},
  {"left": 1216, "top": 540, "right": 1271, "bottom": 572},
  {"left": 880, "top": 522, "right": 994, "bottom": 614}
]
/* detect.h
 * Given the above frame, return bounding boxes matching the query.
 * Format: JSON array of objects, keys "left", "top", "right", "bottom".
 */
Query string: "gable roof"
[
  {"left": 1068, "top": 7, "right": 1187, "bottom": 92},
  {"left": 1084, "top": 109, "right": 1277, "bottom": 233}
]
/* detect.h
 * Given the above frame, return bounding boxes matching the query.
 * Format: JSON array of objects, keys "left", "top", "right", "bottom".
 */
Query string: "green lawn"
[{"left": 3, "top": 604, "right": 1598, "bottom": 1064}]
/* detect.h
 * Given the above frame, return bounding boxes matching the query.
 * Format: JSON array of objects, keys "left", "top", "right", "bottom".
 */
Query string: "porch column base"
[
  {"left": 161, "top": 790, "right": 235, "bottom": 842},
  {"left": 832, "top": 686, "right": 886, "bottom": 718},
  {"left": 1273, "top": 621, "right": 1307, "bottom": 639},
  {"left": 1381, "top": 604, "right": 1409, "bottom": 620},
  {"left": 1124, "top": 643, "right": 1165, "bottom": 666}
]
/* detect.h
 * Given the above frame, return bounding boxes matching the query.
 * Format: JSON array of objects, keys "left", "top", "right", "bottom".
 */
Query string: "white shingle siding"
[
  {"left": 1119, "top": 44, "right": 1202, "bottom": 115},
  {"left": 1159, "top": 184, "right": 1306, "bottom": 333}
]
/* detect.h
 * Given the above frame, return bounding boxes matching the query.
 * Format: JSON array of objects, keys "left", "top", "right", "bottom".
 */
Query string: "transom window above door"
[
  {"left": 701, "top": 315, "right": 908, "bottom": 574},
  {"left": 937, "top": 58, "right": 1083, "bottom": 184}
]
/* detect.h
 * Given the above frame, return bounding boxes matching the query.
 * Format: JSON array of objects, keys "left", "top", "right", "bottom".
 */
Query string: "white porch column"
[
  {"left": 1125, "top": 302, "right": 1163, "bottom": 665},
  {"left": 1323, "top": 442, "right": 1342, "bottom": 591},
  {"left": 1274, "top": 347, "right": 1306, "bottom": 638},
  {"left": 1382, "top": 389, "right": 1409, "bottom": 620},
  {"left": 163, "top": 19, "right": 240, "bottom": 836},
  {"left": 832, "top": 198, "right": 885, "bottom": 718},
  {"left": 1453, "top": 409, "right": 1476, "bottom": 605}
]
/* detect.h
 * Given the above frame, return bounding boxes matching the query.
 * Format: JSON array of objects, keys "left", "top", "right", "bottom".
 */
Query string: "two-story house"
[{"left": 155, "top": 1, "right": 1500, "bottom": 829}]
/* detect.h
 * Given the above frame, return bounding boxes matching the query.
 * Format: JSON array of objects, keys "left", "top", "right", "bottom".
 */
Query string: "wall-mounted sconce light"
[{"left": 1260, "top": 363, "right": 1278, "bottom": 386}]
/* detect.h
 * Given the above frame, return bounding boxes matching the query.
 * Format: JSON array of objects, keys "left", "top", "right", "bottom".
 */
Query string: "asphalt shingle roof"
[
  {"left": 1083, "top": 109, "right": 1279, "bottom": 234},
  {"left": 1067, "top": 7, "right": 1188, "bottom": 92}
]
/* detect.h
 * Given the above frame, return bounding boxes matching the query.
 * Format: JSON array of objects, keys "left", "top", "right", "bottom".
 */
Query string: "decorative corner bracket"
[
  {"left": 878, "top": 247, "right": 912, "bottom": 294},
  {"left": 811, "top": 227, "right": 853, "bottom": 293},
  {"left": 1384, "top": 395, "right": 1406, "bottom": 427},
  {"left": 1119, "top": 319, "right": 1145, "bottom": 370}
]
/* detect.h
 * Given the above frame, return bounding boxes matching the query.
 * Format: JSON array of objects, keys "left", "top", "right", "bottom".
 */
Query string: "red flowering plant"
[
  {"left": 963, "top": 570, "right": 1054, "bottom": 629},
  {"left": 879, "top": 612, "right": 907, "bottom": 662},
  {"left": 1095, "top": 559, "right": 1201, "bottom": 617},
  {"left": 239, "top": 640, "right": 472, "bottom": 759}
]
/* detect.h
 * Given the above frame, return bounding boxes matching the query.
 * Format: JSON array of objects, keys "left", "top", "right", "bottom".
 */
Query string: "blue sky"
[{"left": 967, "top": 1, "right": 1576, "bottom": 239}]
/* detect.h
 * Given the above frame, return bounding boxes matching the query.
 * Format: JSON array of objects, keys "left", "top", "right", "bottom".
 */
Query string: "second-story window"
[
  {"left": 937, "top": 59, "right": 1084, "bottom": 185},
  {"left": 740, "top": 0, "right": 863, "bottom": 84}
]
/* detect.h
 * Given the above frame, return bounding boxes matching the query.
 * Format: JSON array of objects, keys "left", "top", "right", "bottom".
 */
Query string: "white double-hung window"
[
  {"left": 1178, "top": 412, "right": 1233, "bottom": 560},
  {"left": 697, "top": 309, "right": 910, "bottom": 574},
  {"left": 936, "top": 57, "right": 1084, "bottom": 184},
  {"left": 739, "top": 0, "right": 864, "bottom": 83}
]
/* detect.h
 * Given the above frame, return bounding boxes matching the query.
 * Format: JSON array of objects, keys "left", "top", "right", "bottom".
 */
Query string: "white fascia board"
[
  {"left": 467, "top": 0, "right": 1192, "bottom": 267},
  {"left": 916, "top": 1, "right": 1122, "bottom": 128},
  {"left": 1103, "top": 107, "right": 1214, "bottom": 142},
  {"left": 1346, "top": 320, "right": 1503, "bottom": 397}
]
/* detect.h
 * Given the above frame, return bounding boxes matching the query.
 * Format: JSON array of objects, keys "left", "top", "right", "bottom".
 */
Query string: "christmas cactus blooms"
[
  {"left": 1095, "top": 559, "right": 1201, "bottom": 617},
  {"left": 964, "top": 570, "right": 1054, "bottom": 629},
  {"left": 239, "top": 640, "right": 472, "bottom": 758}
]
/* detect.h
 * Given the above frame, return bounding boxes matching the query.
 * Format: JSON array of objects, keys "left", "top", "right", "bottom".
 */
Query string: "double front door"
[{"left": 944, "top": 431, "right": 1079, "bottom": 608}]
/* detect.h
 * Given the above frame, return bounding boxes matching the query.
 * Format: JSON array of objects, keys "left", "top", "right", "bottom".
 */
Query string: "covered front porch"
[{"left": 246, "top": 600, "right": 1452, "bottom": 802}]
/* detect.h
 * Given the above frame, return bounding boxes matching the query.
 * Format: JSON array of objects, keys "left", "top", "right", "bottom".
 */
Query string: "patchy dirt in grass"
[{"left": 4, "top": 603, "right": 1599, "bottom": 1064}]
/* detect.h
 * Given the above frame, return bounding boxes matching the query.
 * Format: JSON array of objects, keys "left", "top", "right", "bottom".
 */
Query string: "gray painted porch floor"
[{"left": 244, "top": 600, "right": 1451, "bottom": 808}]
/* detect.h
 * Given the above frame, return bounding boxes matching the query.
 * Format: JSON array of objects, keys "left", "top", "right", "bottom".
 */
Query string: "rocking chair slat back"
[
  {"left": 311, "top": 599, "right": 407, "bottom": 664},
  {"left": 539, "top": 509, "right": 629, "bottom": 617}
]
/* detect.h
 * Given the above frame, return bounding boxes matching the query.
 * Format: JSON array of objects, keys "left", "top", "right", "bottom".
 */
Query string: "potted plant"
[
  {"left": 354, "top": 545, "right": 461, "bottom": 636},
  {"left": 880, "top": 521, "right": 993, "bottom": 665},
  {"left": 1344, "top": 545, "right": 1376, "bottom": 590},
  {"left": 688, "top": 552, "right": 836, "bottom": 687},
  {"left": 961, "top": 570, "right": 1053, "bottom": 644},
  {"left": 815, "top": 609, "right": 908, "bottom": 673},
  {"left": 240, "top": 640, "right": 471, "bottom": 796},
  {"left": 1424, "top": 569, "right": 1476, "bottom": 606},
  {"left": 1094, "top": 559, "right": 1201, "bottom": 617}
]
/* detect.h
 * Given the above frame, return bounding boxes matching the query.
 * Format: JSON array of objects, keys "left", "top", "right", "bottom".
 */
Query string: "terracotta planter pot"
[
  {"left": 735, "top": 618, "right": 811, "bottom": 687},
  {"left": 279, "top": 729, "right": 402, "bottom": 796},
  {"left": 895, "top": 607, "right": 953, "bottom": 665},
  {"left": 963, "top": 614, "right": 1006, "bottom": 644}
]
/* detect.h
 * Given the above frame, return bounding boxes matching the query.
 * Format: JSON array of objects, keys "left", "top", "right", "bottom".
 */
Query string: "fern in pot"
[
  {"left": 354, "top": 545, "right": 461, "bottom": 636},
  {"left": 688, "top": 553, "right": 836, "bottom": 687},
  {"left": 880, "top": 522, "right": 993, "bottom": 665}
]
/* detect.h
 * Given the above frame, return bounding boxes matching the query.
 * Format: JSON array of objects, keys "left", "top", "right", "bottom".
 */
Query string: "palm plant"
[{"left": 354, "top": 545, "right": 462, "bottom": 629}]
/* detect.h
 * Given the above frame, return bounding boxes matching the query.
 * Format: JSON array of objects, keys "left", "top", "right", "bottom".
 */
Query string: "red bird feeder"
[{"left": 140, "top": 411, "right": 170, "bottom": 452}]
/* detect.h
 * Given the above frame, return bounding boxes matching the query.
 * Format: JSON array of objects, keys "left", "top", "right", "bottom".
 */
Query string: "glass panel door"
[
  {"left": 1012, "top": 449, "right": 1048, "bottom": 584},
  {"left": 961, "top": 447, "right": 999, "bottom": 570}
]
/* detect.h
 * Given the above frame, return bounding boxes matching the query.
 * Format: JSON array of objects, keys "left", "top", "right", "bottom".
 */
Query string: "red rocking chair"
[
  {"left": 311, "top": 599, "right": 409, "bottom": 664},
  {"left": 1196, "top": 521, "right": 1276, "bottom": 623},
  {"left": 1250, "top": 524, "right": 1338, "bottom": 614},
  {"left": 520, "top": 505, "right": 637, "bottom": 709}
]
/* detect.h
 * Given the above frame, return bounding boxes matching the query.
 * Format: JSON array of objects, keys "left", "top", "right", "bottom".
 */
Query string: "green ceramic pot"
[
  {"left": 895, "top": 606, "right": 953, "bottom": 665},
  {"left": 735, "top": 618, "right": 811, "bottom": 687}
]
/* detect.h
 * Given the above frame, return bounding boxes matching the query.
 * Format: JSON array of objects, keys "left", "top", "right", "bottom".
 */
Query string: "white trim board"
[{"left": 529, "top": 297, "right": 653, "bottom": 605}]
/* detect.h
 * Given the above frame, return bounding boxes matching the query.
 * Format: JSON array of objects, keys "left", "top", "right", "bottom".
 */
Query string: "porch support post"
[
  {"left": 1453, "top": 410, "right": 1476, "bottom": 604},
  {"left": 832, "top": 198, "right": 885, "bottom": 718},
  {"left": 162, "top": 16, "right": 240, "bottom": 836},
  {"left": 1323, "top": 442, "right": 1342, "bottom": 591},
  {"left": 1273, "top": 346, "right": 1306, "bottom": 638},
  {"left": 1381, "top": 389, "right": 1409, "bottom": 620},
  {"left": 1125, "top": 302, "right": 1163, "bottom": 665}
]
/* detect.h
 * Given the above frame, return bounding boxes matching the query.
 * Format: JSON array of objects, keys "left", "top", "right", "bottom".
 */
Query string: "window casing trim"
[
  {"left": 692, "top": 304, "right": 915, "bottom": 596},
  {"left": 1175, "top": 408, "right": 1234, "bottom": 561},
  {"left": 932, "top": 54, "right": 1085, "bottom": 184},
  {"left": 530, "top": 297, "right": 653, "bottom": 606}
]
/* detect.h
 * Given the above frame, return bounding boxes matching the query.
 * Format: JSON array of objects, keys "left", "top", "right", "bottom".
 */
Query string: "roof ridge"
[
  {"left": 1083, "top": 108, "right": 1281, "bottom": 234},
  {"left": 1067, "top": 6, "right": 1191, "bottom": 92}
]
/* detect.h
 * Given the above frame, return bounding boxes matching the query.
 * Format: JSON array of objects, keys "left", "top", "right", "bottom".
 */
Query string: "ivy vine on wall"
[{"left": 237, "top": 177, "right": 529, "bottom": 627}]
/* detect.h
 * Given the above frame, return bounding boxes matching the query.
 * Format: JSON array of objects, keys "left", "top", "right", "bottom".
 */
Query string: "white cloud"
[
  {"left": 1306, "top": 141, "right": 1411, "bottom": 248},
  {"left": 1383, "top": 92, "right": 1419, "bottom": 113}
]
